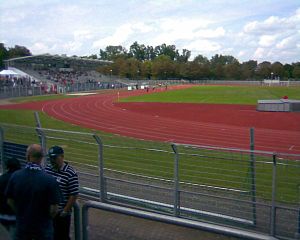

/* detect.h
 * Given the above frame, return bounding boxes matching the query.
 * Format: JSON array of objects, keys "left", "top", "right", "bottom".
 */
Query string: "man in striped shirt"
[{"left": 46, "top": 145, "right": 79, "bottom": 240}]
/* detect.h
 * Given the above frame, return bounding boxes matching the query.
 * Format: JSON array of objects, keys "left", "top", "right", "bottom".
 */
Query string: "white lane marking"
[{"left": 289, "top": 145, "right": 294, "bottom": 150}]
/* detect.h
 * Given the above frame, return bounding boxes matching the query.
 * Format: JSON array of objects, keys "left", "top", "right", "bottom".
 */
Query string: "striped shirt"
[{"left": 45, "top": 162, "right": 79, "bottom": 211}]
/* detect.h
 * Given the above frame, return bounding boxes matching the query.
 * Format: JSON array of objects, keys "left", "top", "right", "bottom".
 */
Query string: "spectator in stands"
[
  {"left": 46, "top": 146, "right": 79, "bottom": 240},
  {"left": 6, "top": 144, "right": 61, "bottom": 240},
  {"left": 0, "top": 157, "right": 21, "bottom": 238}
]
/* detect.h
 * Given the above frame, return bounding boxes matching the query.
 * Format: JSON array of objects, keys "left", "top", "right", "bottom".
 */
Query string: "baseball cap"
[{"left": 48, "top": 146, "right": 64, "bottom": 158}]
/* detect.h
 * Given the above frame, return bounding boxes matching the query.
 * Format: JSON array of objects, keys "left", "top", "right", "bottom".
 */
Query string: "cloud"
[
  {"left": 243, "top": 16, "right": 291, "bottom": 34},
  {"left": 276, "top": 36, "right": 294, "bottom": 49},
  {"left": 183, "top": 40, "right": 221, "bottom": 52},
  {"left": 1, "top": 1, "right": 300, "bottom": 63},
  {"left": 253, "top": 47, "right": 267, "bottom": 59},
  {"left": 258, "top": 35, "right": 277, "bottom": 47},
  {"left": 239, "top": 7, "right": 300, "bottom": 62},
  {"left": 194, "top": 27, "right": 226, "bottom": 39},
  {"left": 133, "top": 22, "right": 154, "bottom": 33},
  {"left": 92, "top": 24, "right": 134, "bottom": 49},
  {"left": 30, "top": 42, "right": 57, "bottom": 54},
  {"left": 238, "top": 50, "right": 245, "bottom": 57}
]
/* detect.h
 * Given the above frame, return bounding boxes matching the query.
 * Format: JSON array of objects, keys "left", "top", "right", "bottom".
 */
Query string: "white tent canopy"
[{"left": 0, "top": 69, "right": 19, "bottom": 75}]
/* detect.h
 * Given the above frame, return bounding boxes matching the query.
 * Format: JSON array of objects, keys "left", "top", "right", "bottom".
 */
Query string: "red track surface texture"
[{"left": 1, "top": 87, "right": 300, "bottom": 154}]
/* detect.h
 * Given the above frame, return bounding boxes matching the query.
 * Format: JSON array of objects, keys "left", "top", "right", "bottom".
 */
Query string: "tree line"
[
  {"left": 1, "top": 42, "right": 299, "bottom": 80},
  {"left": 96, "top": 42, "right": 300, "bottom": 80}
]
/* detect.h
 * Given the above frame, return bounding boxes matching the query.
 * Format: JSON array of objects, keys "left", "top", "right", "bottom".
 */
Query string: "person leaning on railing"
[{"left": 46, "top": 146, "right": 79, "bottom": 240}]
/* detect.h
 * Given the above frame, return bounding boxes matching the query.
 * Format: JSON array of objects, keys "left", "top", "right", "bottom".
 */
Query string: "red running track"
[{"left": 1, "top": 86, "right": 300, "bottom": 154}]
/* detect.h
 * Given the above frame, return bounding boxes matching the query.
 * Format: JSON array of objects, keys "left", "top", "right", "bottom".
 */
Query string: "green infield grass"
[{"left": 121, "top": 85, "right": 300, "bottom": 105}]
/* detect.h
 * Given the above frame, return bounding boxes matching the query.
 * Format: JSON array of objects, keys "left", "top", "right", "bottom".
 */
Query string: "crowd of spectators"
[
  {"left": 0, "top": 75, "right": 39, "bottom": 88},
  {"left": 37, "top": 69, "right": 101, "bottom": 86}
]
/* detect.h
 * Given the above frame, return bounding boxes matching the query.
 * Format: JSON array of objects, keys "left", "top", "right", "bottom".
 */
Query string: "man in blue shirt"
[{"left": 6, "top": 144, "right": 61, "bottom": 240}]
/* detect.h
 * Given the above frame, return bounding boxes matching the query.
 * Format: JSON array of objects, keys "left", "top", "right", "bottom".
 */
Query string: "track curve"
[{"left": 1, "top": 87, "right": 300, "bottom": 154}]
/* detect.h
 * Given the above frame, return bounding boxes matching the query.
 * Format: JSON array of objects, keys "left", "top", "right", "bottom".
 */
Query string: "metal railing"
[
  {"left": 0, "top": 82, "right": 125, "bottom": 99},
  {"left": 81, "top": 200, "right": 278, "bottom": 240},
  {"left": 0, "top": 123, "right": 299, "bottom": 239}
]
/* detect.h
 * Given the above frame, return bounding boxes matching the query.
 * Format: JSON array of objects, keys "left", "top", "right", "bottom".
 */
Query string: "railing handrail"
[{"left": 81, "top": 200, "right": 279, "bottom": 240}]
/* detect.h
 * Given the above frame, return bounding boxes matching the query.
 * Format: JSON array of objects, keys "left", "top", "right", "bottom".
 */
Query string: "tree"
[
  {"left": 125, "top": 58, "right": 140, "bottom": 79},
  {"left": 210, "top": 54, "right": 239, "bottom": 66},
  {"left": 193, "top": 54, "right": 209, "bottom": 65},
  {"left": 129, "top": 41, "right": 146, "bottom": 61},
  {"left": 176, "top": 49, "right": 191, "bottom": 63},
  {"left": 145, "top": 46, "right": 156, "bottom": 61},
  {"left": 271, "top": 62, "right": 284, "bottom": 79},
  {"left": 0, "top": 43, "right": 8, "bottom": 70},
  {"left": 99, "top": 45, "right": 127, "bottom": 60},
  {"left": 88, "top": 54, "right": 98, "bottom": 59},
  {"left": 283, "top": 64, "right": 293, "bottom": 79},
  {"left": 154, "top": 44, "right": 178, "bottom": 60},
  {"left": 8, "top": 45, "right": 31, "bottom": 58},
  {"left": 140, "top": 60, "right": 152, "bottom": 79},
  {"left": 113, "top": 57, "right": 128, "bottom": 77},
  {"left": 224, "top": 63, "right": 241, "bottom": 79},
  {"left": 292, "top": 65, "right": 300, "bottom": 79},
  {"left": 241, "top": 60, "right": 257, "bottom": 80},
  {"left": 151, "top": 55, "right": 174, "bottom": 79},
  {"left": 256, "top": 61, "right": 272, "bottom": 79}
]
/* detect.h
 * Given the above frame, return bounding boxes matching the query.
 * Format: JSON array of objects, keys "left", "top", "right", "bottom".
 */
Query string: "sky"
[{"left": 0, "top": 0, "right": 299, "bottom": 63}]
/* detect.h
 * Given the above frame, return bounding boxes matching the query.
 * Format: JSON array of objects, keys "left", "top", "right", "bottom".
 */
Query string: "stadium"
[{"left": 0, "top": 53, "right": 299, "bottom": 240}]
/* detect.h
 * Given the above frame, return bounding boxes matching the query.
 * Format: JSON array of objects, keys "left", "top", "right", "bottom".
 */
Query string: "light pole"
[
  {"left": 271, "top": 72, "right": 274, "bottom": 80},
  {"left": 110, "top": 69, "right": 112, "bottom": 81}
]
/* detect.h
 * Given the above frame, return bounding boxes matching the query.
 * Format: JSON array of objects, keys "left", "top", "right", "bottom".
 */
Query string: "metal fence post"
[
  {"left": 34, "top": 112, "right": 47, "bottom": 165},
  {"left": 250, "top": 127, "right": 257, "bottom": 226},
  {"left": 93, "top": 134, "right": 107, "bottom": 202},
  {"left": 82, "top": 204, "right": 89, "bottom": 240},
  {"left": 34, "top": 111, "right": 42, "bottom": 128},
  {"left": 0, "top": 126, "right": 5, "bottom": 174},
  {"left": 270, "top": 153, "right": 277, "bottom": 236},
  {"left": 171, "top": 144, "right": 180, "bottom": 217},
  {"left": 296, "top": 185, "right": 300, "bottom": 239},
  {"left": 73, "top": 201, "right": 81, "bottom": 240}
]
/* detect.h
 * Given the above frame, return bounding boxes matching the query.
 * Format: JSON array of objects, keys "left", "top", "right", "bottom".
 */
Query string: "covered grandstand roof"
[{"left": 4, "top": 54, "right": 112, "bottom": 64}]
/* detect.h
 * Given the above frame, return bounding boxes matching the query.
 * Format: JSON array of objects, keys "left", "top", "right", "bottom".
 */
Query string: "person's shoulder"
[
  {"left": 45, "top": 164, "right": 54, "bottom": 173},
  {"left": 9, "top": 169, "right": 25, "bottom": 179},
  {"left": 64, "top": 163, "right": 77, "bottom": 176},
  {"left": 38, "top": 170, "right": 57, "bottom": 183}
]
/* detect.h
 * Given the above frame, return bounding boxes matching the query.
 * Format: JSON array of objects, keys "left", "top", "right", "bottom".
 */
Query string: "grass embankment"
[
  {"left": 0, "top": 87, "right": 299, "bottom": 203},
  {"left": 121, "top": 85, "right": 300, "bottom": 105}
]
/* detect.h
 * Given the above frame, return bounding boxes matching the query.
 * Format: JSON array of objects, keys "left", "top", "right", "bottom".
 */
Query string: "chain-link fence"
[
  {"left": 0, "top": 123, "right": 299, "bottom": 239},
  {"left": 0, "top": 82, "right": 125, "bottom": 99}
]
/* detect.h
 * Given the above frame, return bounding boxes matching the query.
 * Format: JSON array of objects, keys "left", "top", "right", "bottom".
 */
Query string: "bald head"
[{"left": 26, "top": 144, "right": 44, "bottom": 164}]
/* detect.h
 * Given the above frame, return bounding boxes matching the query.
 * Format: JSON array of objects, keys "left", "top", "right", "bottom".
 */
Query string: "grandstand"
[
  {"left": 3, "top": 54, "right": 113, "bottom": 85},
  {"left": 0, "top": 54, "right": 126, "bottom": 98}
]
